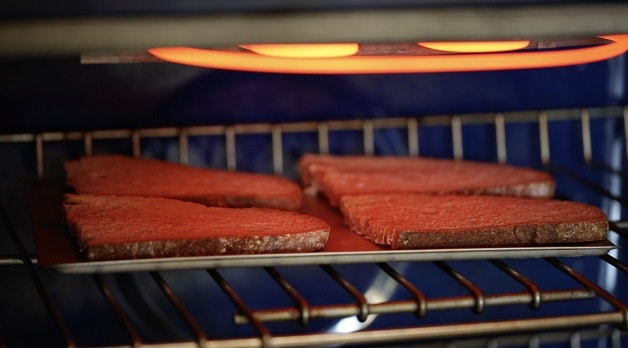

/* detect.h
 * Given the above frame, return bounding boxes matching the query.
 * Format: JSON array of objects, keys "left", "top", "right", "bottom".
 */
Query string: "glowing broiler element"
[
  {"left": 148, "top": 34, "right": 628, "bottom": 74},
  {"left": 418, "top": 40, "right": 530, "bottom": 53},
  {"left": 239, "top": 43, "right": 359, "bottom": 58}
]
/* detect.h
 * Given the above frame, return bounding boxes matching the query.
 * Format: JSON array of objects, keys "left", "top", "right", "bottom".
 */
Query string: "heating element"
[{"left": 0, "top": 107, "right": 626, "bottom": 347}]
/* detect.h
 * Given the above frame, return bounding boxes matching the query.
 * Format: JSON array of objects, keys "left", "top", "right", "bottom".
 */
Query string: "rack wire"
[{"left": 0, "top": 106, "right": 626, "bottom": 347}]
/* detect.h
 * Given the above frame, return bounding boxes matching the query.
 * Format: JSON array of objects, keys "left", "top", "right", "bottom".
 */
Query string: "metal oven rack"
[{"left": 0, "top": 107, "right": 627, "bottom": 347}]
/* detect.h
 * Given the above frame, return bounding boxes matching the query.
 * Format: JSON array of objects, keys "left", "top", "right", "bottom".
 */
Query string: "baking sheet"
[{"left": 29, "top": 181, "right": 617, "bottom": 274}]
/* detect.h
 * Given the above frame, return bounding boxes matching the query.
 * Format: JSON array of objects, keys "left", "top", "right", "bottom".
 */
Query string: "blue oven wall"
[
  {"left": 0, "top": 54, "right": 626, "bottom": 134},
  {"left": 0, "top": 53, "right": 627, "bottom": 346}
]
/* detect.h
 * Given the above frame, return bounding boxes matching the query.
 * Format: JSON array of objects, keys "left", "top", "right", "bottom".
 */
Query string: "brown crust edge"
[
  {"left": 75, "top": 230, "right": 330, "bottom": 261},
  {"left": 393, "top": 220, "right": 608, "bottom": 249}
]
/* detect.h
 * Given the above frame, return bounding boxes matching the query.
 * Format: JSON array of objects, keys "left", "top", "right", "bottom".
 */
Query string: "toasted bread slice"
[
  {"left": 64, "top": 194, "right": 330, "bottom": 260},
  {"left": 66, "top": 155, "right": 301, "bottom": 211},
  {"left": 300, "top": 154, "right": 555, "bottom": 206},
  {"left": 340, "top": 194, "right": 607, "bottom": 249}
]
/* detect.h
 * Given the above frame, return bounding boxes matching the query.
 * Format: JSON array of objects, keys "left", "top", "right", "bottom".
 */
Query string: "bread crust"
[
  {"left": 64, "top": 194, "right": 329, "bottom": 261},
  {"left": 395, "top": 221, "right": 608, "bottom": 249},
  {"left": 80, "top": 232, "right": 331, "bottom": 261},
  {"left": 65, "top": 155, "right": 302, "bottom": 211},
  {"left": 340, "top": 194, "right": 608, "bottom": 249}
]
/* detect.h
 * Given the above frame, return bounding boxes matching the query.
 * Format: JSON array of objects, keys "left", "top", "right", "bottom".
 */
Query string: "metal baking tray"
[{"left": 29, "top": 181, "right": 617, "bottom": 274}]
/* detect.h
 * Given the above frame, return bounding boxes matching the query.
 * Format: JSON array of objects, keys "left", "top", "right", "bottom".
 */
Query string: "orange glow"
[
  {"left": 239, "top": 43, "right": 359, "bottom": 58},
  {"left": 419, "top": 40, "right": 530, "bottom": 53},
  {"left": 148, "top": 34, "right": 628, "bottom": 74}
]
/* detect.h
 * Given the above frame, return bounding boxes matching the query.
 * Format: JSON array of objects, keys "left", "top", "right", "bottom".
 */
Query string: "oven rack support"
[
  {"left": 1, "top": 106, "right": 626, "bottom": 178},
  {"left": 228, "top": 259, "right": 625, "bottom": 326},
  {"left": 0, "top": 106, "right": 627, "bottom": 347}
]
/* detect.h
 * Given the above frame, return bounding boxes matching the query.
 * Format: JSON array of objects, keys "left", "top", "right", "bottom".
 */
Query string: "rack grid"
[{"left": 0, "top": 106, "right": 626, "bottom": 347}]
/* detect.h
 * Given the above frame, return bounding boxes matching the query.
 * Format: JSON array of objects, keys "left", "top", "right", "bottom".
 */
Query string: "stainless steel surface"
[
  {"left": 1, "top": 4, "right": 627, "bottom": 56},
  {"left": 79, "top": 37, "right": 622, "bottom": 66},
  {"left": 28, "top": 181, "right": 617, "bottom": 274},
  {"left": 44, "top": 243, "right": 619, "bottom": 274}
]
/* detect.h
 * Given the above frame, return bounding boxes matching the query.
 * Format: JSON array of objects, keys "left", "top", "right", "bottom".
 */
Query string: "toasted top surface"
[
  {"left": 340, "top": 194, "right": 607, "bottom": 232},
  {"left": 300, "top": 154, "right": 555, "bottom": 200},
  {"left": 65, "top": 155, "right": 301, "bottom": 209},
  {"left": 64, "top": 194, "right": 329, "bottom": 246},
  {"left": 301, "top": 154, "right": 553, "bottom": 186}
]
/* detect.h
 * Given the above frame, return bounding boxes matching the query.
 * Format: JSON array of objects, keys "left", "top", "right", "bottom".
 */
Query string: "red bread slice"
[
  {"left": 65, "top": 155, "right": 301, "bottom": 211},
  {"left": 339, "top": 194, "right": 607, "bottom": 249},
  {"left": 63, "top": 194, "right": 330, "bottom": 261},
  {"left": 299, "top": 154, "right": 555, "bottom": 206}
]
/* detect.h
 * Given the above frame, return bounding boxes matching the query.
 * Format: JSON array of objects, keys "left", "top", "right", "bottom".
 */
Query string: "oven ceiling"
[{"left": 0, "top": 1, "right": 627, "bottom": 56}]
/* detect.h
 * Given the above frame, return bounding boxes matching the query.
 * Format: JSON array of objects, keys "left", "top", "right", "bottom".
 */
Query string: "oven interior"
[{"left": 1, "top": 2, "right": 627, "bottom": 347}]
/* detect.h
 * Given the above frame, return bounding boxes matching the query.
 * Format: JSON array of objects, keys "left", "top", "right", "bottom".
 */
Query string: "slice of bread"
[
  {"left": 63, "top": 194, "right": 330, "bottom": 260},
  {"left": 339, "top": 194, "right": 607, "bottom": 249},
  {"left": 299, "top": 154, "right": 555, "bottom": 206},
  {"left": 65, "top": 155, "right": 302, "bottom": 211}
]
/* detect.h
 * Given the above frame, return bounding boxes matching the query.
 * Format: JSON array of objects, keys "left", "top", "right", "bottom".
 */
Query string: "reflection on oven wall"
[{"left": 0, "top": 49, "right": 627, "bottom": 347}]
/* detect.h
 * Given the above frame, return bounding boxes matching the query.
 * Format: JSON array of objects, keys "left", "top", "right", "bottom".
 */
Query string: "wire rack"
[{"left": 0, "top": 107, "right": 627, "bottom": 347}]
